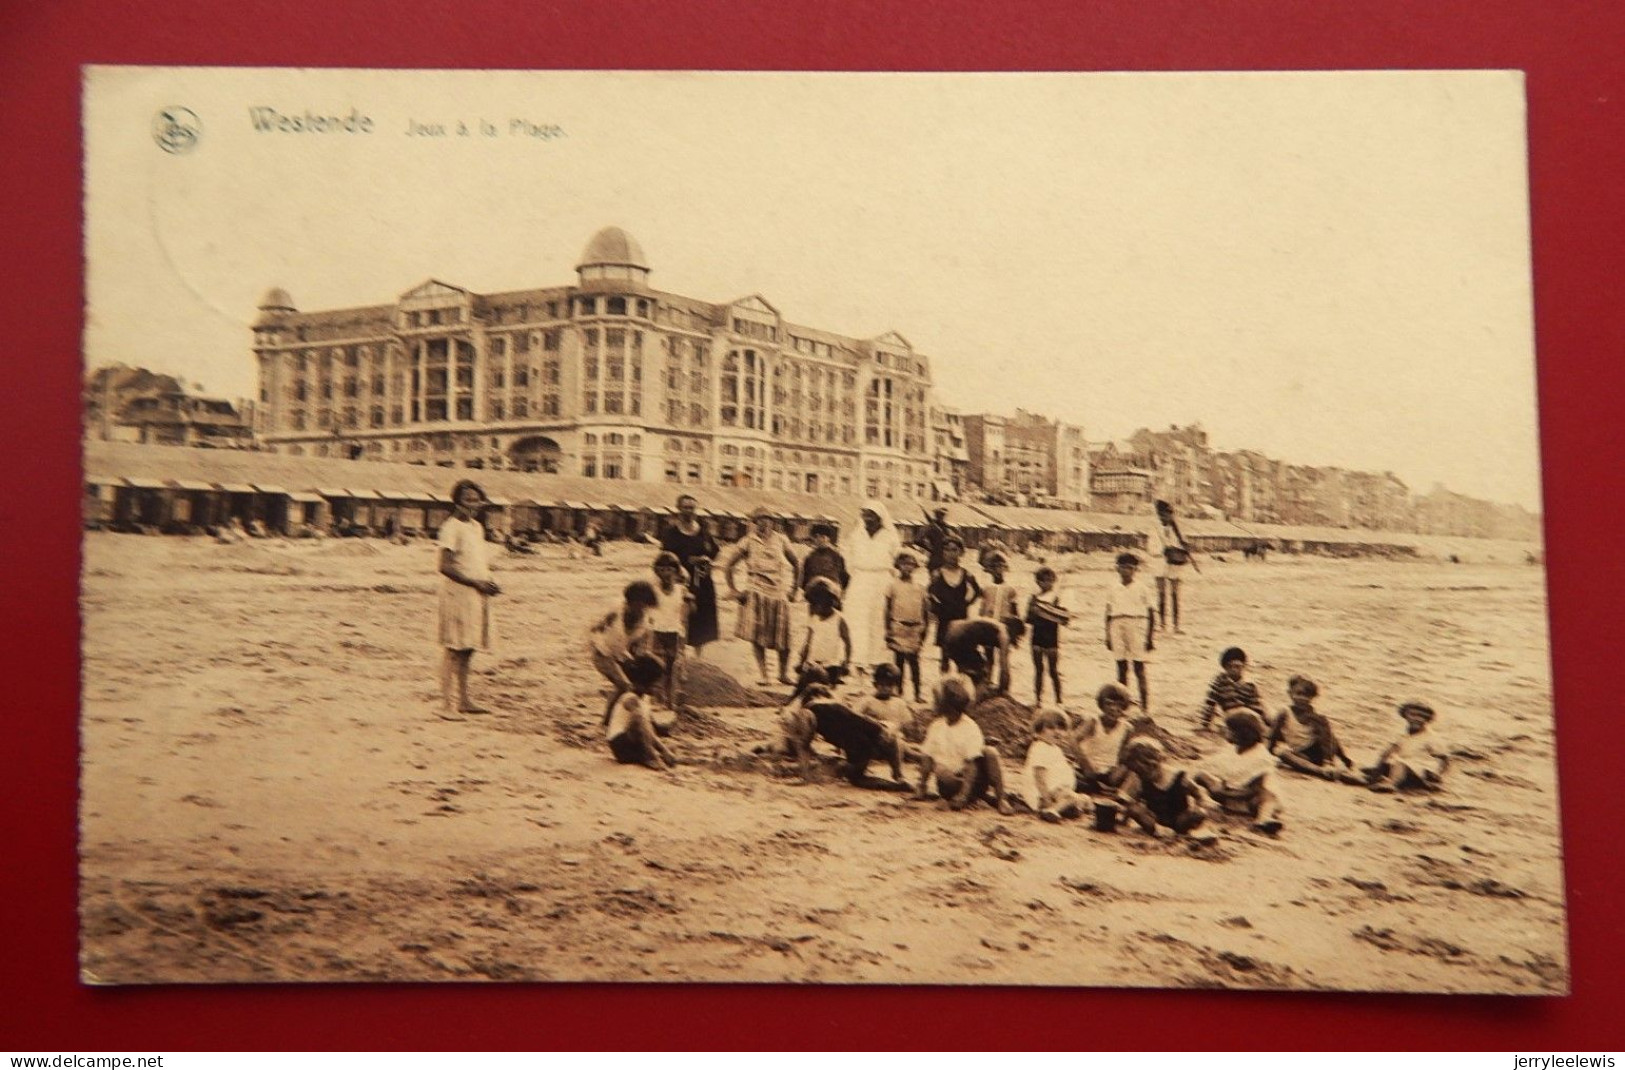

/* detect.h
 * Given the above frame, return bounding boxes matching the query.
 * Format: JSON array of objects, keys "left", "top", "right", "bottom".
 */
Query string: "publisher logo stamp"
[{"left": 152, "top": 107, "right": 201, "bottom": 154}]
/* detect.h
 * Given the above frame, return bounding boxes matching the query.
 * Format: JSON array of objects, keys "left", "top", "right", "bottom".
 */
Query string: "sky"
[{"left": 84, "top": 68, "right": 1542, "bottom": 508}]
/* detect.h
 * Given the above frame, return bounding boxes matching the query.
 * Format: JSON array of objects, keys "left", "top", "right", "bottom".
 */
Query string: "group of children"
[{"left": 586, "top": 532, "right": 1453, "bottom": 837}]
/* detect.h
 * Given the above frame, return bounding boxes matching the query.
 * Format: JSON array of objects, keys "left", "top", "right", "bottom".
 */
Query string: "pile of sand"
[{"left": 681, "top": 659, "right": 784, "bottom": 709}]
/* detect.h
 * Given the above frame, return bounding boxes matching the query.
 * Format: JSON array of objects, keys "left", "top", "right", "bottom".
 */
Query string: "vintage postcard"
[{"left": 80, "top": 67, "right": 1563, "bottom": 991}]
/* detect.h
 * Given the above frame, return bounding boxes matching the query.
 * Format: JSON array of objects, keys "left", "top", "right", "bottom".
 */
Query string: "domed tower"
[
  {"left": 255, "top": 287, "right": 297, "bottom": 326},
  {"left": 575, "top": 226, "right": 651, "bottom": 292}
]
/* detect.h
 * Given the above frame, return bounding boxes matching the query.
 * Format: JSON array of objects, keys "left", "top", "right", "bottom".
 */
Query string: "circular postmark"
[{"left": 152, "top": 107, "right": 201, "bottom": 155}]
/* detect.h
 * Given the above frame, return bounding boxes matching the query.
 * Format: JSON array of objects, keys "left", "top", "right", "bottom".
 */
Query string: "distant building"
[
  {"left": 84, "top": 364, "right": 254, "bottom": 449},
  {"left": 930, "top": 403, "right": 970, "bottom": 500},
  {"left": 252, "top": 227, "right": 939, "bottom": 501},
  {"left": 962, "top": 408, "right": 1088, "bottom": 507}
]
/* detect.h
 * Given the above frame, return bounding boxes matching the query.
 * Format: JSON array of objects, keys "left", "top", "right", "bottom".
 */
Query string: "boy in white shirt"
[
  {"left": 1103, "top": 553, "right": 1156, "bottom": 712},
  {"left": 1194, "top": 709, "right": 1285, "bottom": 835},
  {"left": 913, "top": 677, "right": 1013, "bottom": 814}
]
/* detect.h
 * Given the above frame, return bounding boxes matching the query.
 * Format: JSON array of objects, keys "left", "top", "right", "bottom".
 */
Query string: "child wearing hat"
[{"left": 1364, "top": 701, "right": 1450, "bottom": 792}]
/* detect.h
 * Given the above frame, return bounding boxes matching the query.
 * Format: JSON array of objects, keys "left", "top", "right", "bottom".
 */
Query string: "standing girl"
[
  {"left": 928, "top": 536, "right": 982, "bottom": 673},
  {"left": 437, "top": 479, "right": 502, "bottom": 719},
  {"left": 884, "top": 551, "right": 931, "bottom": 701}
]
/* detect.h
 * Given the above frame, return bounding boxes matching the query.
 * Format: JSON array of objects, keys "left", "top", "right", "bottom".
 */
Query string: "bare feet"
[{"left": 995, "top": 799, "right": 1014, "bottom": 816}]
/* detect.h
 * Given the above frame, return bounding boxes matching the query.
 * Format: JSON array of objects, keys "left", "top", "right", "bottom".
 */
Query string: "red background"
[{"left": 2, "top": 0, "right": 1620, "bottom": 1050}]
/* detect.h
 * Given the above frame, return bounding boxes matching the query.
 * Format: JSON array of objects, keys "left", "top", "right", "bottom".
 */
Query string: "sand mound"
[
  {"left": 682, "top": 660, "right": 782, "bottom": 709},
  {"left": 970, "top": 694, "right": 1037, "bottom": 757}
]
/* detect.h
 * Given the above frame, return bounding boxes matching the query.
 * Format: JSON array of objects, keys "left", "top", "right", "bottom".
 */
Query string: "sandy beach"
[{"left": 78, "top": 532, "right": 1565, "bottom": 991}]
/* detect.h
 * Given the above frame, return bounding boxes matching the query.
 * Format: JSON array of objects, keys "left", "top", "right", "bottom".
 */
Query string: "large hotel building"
[{"left": 252, "top": 227, "right": 940, "bottom": 501}]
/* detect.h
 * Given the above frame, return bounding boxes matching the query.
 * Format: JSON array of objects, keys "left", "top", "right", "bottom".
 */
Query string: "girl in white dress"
[{"left": 437, "top": 480, "right": 502, "bottom": 719}]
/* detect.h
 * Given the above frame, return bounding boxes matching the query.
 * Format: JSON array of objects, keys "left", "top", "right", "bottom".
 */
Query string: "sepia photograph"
[{"left": 79, "top": 66, "right": 1562, "bottom": 991}]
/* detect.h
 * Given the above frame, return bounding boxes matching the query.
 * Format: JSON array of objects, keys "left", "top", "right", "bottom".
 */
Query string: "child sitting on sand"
[
  {"left": 796, "top": 576, "right": 852, "bottom": 682},
  {"left": 1005, "top": 708, "right": 1084, "bottom": 823},
  {"left": 1200, "top": 647, "right": 1264, "bottom": 732},
  {"left": 1117, "top": 738, "right": 1215, "bottom": 841},
  {"left": 884, "top": 551, "right": 930, "bottom": 702},
  {"left": 605, "top": 655, "right": 677, "bottom": 771},
  {"left": 914, "top": 676, "right": 1012, "bottom": 814},
  {"left": 856, "top": 662, "right": 913, "bottom": 783},
  {"left": 1267, "top": 675, "right": 1359, "bottom": 782},
  {"left": 1363, "top": 701, "right": 1450, "bottom": 792},
  {"left": 1193, "top": 709, "right": 1285, "bottom": 835},
  {"left": 1069, "top": 682, "right": 1137, "bottom": 795}
]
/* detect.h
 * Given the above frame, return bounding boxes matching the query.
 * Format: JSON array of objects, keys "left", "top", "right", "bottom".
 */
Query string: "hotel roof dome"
[
  {"left": 258, "top": 287, "right": 296, "bottom": 310},
  {"left": 576, "top": 227, "right": 649, "bottom": 271}
]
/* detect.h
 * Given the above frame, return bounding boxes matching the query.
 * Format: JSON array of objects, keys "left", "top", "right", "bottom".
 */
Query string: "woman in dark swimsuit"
[{"left": 658, "top": 493, "right": 721, "bottom": 654}]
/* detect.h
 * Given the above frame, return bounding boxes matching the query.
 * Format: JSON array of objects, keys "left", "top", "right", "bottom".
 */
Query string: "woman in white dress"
[{"left": 842, "top": 500, "right": 904, "bottom": 671}]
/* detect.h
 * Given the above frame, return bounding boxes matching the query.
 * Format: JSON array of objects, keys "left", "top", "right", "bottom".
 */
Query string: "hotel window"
[
  {"left": 371, "top": 406, "right": 385, "bottom": 428},
  {"left": 291, "top": 412, "right": 306, "bottom": 431},
  {"left": 665, "top": 461, "right": 681, "bottom": 483},
  {"left": 543, "top": 330, "right": 560, "bottom": 351},
  {"left": 514, "top": 397, "right": 529, "bottom": 417},
  {"left": 490, "top": 400, "right": 505, "bottom": 420},
  {"left": 687, "top": 462, "right": 702, "bottom": 482},
  {"left": 607, "top": 296, "right": 627, "bottom": 316}
]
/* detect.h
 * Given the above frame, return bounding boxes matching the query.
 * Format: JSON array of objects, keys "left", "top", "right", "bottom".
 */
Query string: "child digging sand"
[
  {"left": 1194, "top": 709, "right": 1286, "bottom": 836},
  {"left": 588, "top": 579, "right": 660, "bottom": 721},
  {"left": 1267, "top": 675, "right": 1361, "bottom": 782},
  {"left": 1363, "top": 701, "right": 1450, "bottom": 792},
  {"left": 778, "top": 680, "right": 912, "bottom": 791},
  {"left": 605, "top": 655, "right": 678, "bottom": 771},
  {"left": 914, "top": 676, "right": 1013, "bottom": 814},
  {"left": 1005, "top": 708, "right": 1085, "bottom": 823}
]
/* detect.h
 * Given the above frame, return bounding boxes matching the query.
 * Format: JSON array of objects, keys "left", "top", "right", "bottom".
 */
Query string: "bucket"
[{"left": 1093, "top": 798, "right": 1120, "bottom": 833}]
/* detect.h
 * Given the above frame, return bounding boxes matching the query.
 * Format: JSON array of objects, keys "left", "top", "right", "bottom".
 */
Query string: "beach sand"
[{"left": 79, "top": 533, "right": 1565, "bottom": 991}]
